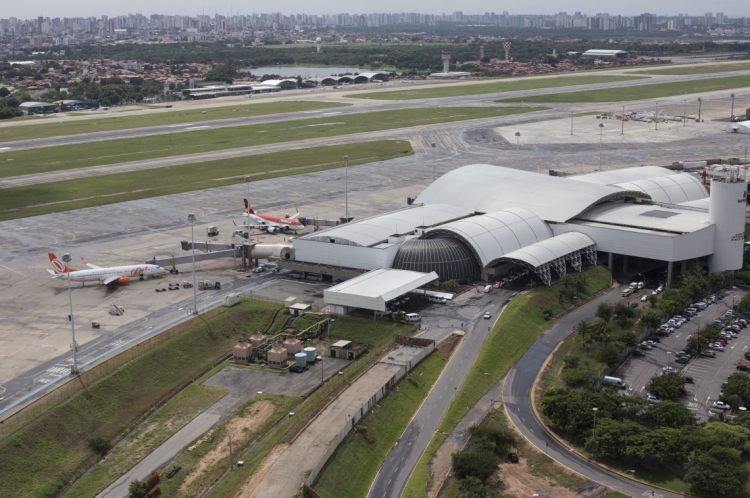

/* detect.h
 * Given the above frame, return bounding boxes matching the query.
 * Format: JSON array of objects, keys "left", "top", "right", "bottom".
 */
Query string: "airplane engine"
[
  {"left": 117, "top": 277, "right": 130, "bottom": 285},
  {"left": 267, "top": 227, "right": 277, "bottom": 234}
]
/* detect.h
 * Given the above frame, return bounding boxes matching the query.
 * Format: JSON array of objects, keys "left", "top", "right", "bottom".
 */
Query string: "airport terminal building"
[{"left": 280, "top": 165, "right": 746, "bottom": 311}]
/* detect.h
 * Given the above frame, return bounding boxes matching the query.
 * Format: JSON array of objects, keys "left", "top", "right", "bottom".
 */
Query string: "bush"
[
  {"left": 441, "top": 279, "right": 460, "bottom": 291},
  {"left": 451, "top": 449, "right": 500, "bottom": 483},
  {"left": 87, "top": 436, "right": 111, "bottom": 456}
]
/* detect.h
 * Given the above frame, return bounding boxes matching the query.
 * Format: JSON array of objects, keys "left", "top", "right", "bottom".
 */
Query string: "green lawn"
[
  {"left": 346, "top": 75, "right": 646, "bottom": 100},
  {"left": 0, "top": 106, "right": 541, "bottom": 180},
  {"left": 157, "top": 394, "right": 300, "bottom": 497},
  {"left": 634, "top": 62, "right": 750, "bottom": 76},
  {"left": 313, "top": 352, "right": 447, "bottom": 498},
  {"left": 438, "top": 266, "right": 612, "bottom": 432},
  {"left": 65, "top": 373, "right": 227, "bottom": 498},
  {"left": 402, "top": 266, "right": 611, "bottom": 498},
  {"left": 0, "top": 140, "right": 413, "bottom": 221},
  {"left": 497, "top": 75, "right": 750, "bottom": 103},
  {"left": 0, "top": 101, "right": 347, "bottom": 143},
  {"left": 0, "top": 299, "right": 282, "bottom": 498},
  {"left": 328, "top": 316, "right": 418, "bottom": 347}
]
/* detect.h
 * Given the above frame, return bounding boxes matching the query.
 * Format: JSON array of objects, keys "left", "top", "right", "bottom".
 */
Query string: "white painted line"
[
  {"left": 167, "top": 123, "right": 194, "bottom": 127},
  {"left": 186, "top": 125, "right": 211, "bottom": 130},
  {"left": 0, "top": 147, "right": 10, "bottom": 151}
]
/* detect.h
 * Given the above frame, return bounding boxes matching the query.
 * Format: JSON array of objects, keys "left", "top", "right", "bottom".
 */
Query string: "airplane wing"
[
  {"left": 46, "top": 269, "right": 63, "bottom": 277},
  {"left": 289, "top": 208, "right": 301, "bottom": 220},
  {"left": 81, "top": 257, "right": 102, "bottom": 269},
  {"left": 100, "top": 276, "right": 120, "bottom": 285}
]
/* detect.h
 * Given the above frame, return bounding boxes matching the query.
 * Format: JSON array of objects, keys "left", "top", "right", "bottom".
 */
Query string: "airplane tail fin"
[
  {"left": 48, "top": 252, "right": 74, "bottom": 274},
  {"left": 244, "top": 199, "right": 254, "bottom": 214}
]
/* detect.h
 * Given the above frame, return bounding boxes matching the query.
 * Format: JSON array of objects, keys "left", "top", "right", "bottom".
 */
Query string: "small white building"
[
  {"left": 726, "top": 120, "right": 750, "bottom": 135},
  {"left": 581, "top": 49, "right": 629, "bottom": 59}
]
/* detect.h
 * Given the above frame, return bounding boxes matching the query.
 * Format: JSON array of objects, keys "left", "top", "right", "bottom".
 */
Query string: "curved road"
[{"left": 504, "top": 286, "right": 684, "bottom": 498}]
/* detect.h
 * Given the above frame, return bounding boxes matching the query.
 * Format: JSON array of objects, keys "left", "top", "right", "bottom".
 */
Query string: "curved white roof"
[
  {"left": 302, "top": 204, "right": 471, "bottom": 247},
  {"left": 567, "top": 166, "right": 680, "bottom": 186},
  {"left": 415, "top": 165, "right": 649, "bottom": 223},
  {"left": 423, "top": 207, "right": 552, "bottom": 267},
  {"left": 355, "top": 72, "right": 387, "bottom": 79},
  {"left": 611, "top": 174, "right": 707, "bottom": 205},
  {"left": 498, "top": 232, "right": 595, "bottom": 268}
]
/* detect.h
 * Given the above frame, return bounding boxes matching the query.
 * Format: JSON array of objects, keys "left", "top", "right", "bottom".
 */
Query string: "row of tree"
[{"left": 543, "top": 387, "right": 750, "bottom": 497}]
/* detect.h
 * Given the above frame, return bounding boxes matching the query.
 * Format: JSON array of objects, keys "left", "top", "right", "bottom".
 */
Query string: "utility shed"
[{"left": 324, "top": 269, "right": 438, "bottom": 313}]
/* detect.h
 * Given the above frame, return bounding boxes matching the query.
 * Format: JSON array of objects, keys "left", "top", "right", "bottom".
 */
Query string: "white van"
[
  {"left": 622, "top": 288, "right": 633, "bottom": 297},
  {"left": 603, "top": 376, "right": 626, "bottom": 388},
  {"left": 404, "top": 313, "right": 421, "bottom": 322},
  {"left": 483, "top": 285, "right": 492, "bottom": 293},
  {"left": 428, "top": 296, "right": 447, "bottom": 304}
]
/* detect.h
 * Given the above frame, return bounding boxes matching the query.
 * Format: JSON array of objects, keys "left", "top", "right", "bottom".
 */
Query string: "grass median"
[
  {"left": 345, "top": 75, "right": 645, "bottom": 100},
  {"left": 0, "top": 299, "right": 282, "bottom": 498},
  {"left": 0, "top": 101, "right": 348, "bottom": 143},
  {"left": 402, "top": 266, "right": 612, "bottom": 498},
  {"left": 497, "top": 74, "right": 750, "bottom": 103},
  {"left": 634, "top": 62, "right": 750, "bottom": 76},
  {"left": 0, "top": 140, "right": 413, "bottom": 221},
  {"left": 313, "top": 352, "right": 447, "bottom": 498},
  {"left": 0, "top": 106, "right": 542, "bottom": 179}
]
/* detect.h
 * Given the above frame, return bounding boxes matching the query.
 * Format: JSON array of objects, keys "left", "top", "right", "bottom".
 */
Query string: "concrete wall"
[
  {"left": 305, "top": 343, "right": 435, "bottom": 488},
  {"left": 552, "top": 222, "right": 715, "bottom": 262},
  {"left": 292, "top": 238, "right": 401, "bottom": 271}
]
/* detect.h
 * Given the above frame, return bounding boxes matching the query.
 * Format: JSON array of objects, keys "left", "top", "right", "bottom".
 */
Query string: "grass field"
[
  {"left": 0, "top": 101, "right": 347, "bottom": 143},
  {"left": 635, "top": 62, "right": 750, "bottom": 76},
  {"left": 157, "top": 393, "right": 299, "bottom": 497},
  {"left": 0, "top": 106, "right": 541, "bottom": 180},
  {"left": 0, "top": 140, "right": 413, "bottom": 221},
  {"left": 497, "top": 75, "right": 750, "bottom": 103},
  {"left": 0, "top": 299, "right": 282, "bottom": 498},
  {"left": 328, "top": 316, "right": 418, "bottom": 347},
  {"left": 313, "top": 352, "right": 447, "bottom": 498},
  {"left": 345, "top": 75, "right": 646, "bottom": 100},
  {"left": 64, "top": 372, "right": 227, "bottom": 497}
]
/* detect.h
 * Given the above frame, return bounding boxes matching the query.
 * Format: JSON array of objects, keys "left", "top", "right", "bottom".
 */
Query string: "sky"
[{"left": 9, "top": 0, "right": 750, "bottom": 21}]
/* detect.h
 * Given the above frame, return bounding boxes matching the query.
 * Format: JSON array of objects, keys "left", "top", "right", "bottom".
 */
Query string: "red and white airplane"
[
  {"left": 46, "top": 253, "right": 167, "bottom": 288},
  {"left": 241, "top": 199, "right": 305, "bottom": 233}
]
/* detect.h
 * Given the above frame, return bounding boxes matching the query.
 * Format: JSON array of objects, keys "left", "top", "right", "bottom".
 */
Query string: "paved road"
[
  {"left": 367, "top": 288, "right": 514, "bottom": 498},
  {"left": 3, "top": 69, "right": 749, "bottom": 152},
  {"left": 504, "top": 286, "right": 685, "bottom": 498}
]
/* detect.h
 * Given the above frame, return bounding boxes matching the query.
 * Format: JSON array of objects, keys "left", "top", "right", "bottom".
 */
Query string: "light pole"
[
  {"left": 431, "top": 143, "right": 437, "bottom": 180},
  {"left": 321, "top": 356, "right": 325, "bottom": 385},
  {"left": 730, "top": 93, "right": 735, "bottom": 121},
  {"left": 188, "top": 213, "right": 198, "bottom": 315},
  {"left": 227, "top": 433, "right": 234, "bottom": 471},
  {"left": 62, "top": 253, "right": 79, "bottom": 375},
  {"left": 598, "top": 123, "right": 604, "bottom": 171},
  {"left": 683, "top": 100, "right": 687, "bottom": 127},
  {"left": 667, "top": 351, "right": 671, "bottom": 368},
  {"left": 343, "top": 155, "right": 349, "bottom": 221},
  {"left": 697, "top": 97, "right": 702, "bottom": 123},
  {"left": 515, "top": 132, "right": 520, "bottom": 151},
  {"left": 654, "top": 101, "right": 658, "bottom": 130},
  {"left": 621, "top": 105, "right": 625, "bottom": 135},
  {"left": 592, "top": 407, "right": 598, "bottom": 440},
  {"left": 570, "top": 111, "right": 573, "bottom": 135}
]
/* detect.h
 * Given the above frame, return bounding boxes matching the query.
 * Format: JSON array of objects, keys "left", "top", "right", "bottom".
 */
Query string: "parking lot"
[{"left": 616, "top": 286, "right": 745, "bottom": 419}]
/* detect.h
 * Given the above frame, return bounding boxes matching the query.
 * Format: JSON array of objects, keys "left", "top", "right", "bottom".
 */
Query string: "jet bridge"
[{"left": 145, "top": 241, "right": 293, "bottom": 269}]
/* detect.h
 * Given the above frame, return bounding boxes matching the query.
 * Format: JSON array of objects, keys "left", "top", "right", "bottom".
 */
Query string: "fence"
[{"left": 0, "top": 305, "right": 228, "bottom": 440}]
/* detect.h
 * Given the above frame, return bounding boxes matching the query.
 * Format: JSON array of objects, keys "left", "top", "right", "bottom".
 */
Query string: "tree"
[
  {"left": 457, "top": 476, "right": 498, "bottom": 498},
  {"left": 581, "top": 335, "right": 594, "bottom": 355},
  {"left": 614, "top": 331, "right": 637, "bottom": 348},
  {"left": 613, "top": 303, "right": 635, "bottom": 327},
  {"left": 646, "top": 372, "right": 686, "bottom": 400},
  {"left": 451, "top": 449, "right": 500, "bottom": 483},
  {"left": 204, "top": 64, "right": 237, "bottom": 83},
  {"left": 637, "top": 310, "right": 661, "bottom": 334},
  {"left": 467, "top": 424, "right": 517, "bottom": 454},
  {"left": 584, "top": 418, "right": 647, "bottom": 458},
  {"left": 561, "top": 367, "right": 599, "bottom": 388},
  {"left": 574, "top": 320, "right": 592, "bottom": 340},
  {"left": 563, "top": 356, "right": 580, "bottom": 369},
  {"left": 688, "top": 422, "right": 750, "bottom": 453},
  {"left": 647, "top": 294, "right": 658, "bottom": 308},
  {"left": 595, "top": 303, "right": 613, "bottom": 322},
  {"left": 596, "top": 342, "right": 626, "bottom": 369},
  {"left": 626, "top": 428, "right": 685, "bottom": 464},
  {"left": 591, "top": 320, "right": 611, "bottom": 344},
  {"left": 0, "top": 87, "right": 9, "bottom": 97},
  {"left": 128, "top": 480, "right": 148, "bottom": 498},
  {"left": 87, "top": 436, "right": 111, "bottom": 456},
  {"left": 644, "top": 401, "right": 696, "bottom": 428},
  {"left": 542, "top": 388, "right": 620, "bottom": 437},
  {"left": 686, "top": 334, "right": 709, "bottom": 355},
  {"left": 684, "top": 446, "right": 750, "bottom": 498},
  {"left": 722, "top": 373, "right": 750, "bottom": 407}
]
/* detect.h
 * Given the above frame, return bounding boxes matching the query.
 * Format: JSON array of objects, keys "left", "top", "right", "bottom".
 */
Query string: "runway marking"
[
  {"left": 186, "top": 125, "right": 211, "bottom": 130},
  {"left": 0, "top": 147, "right": 10, "bottom": 151},
  {"left": 168, "top": 123, "right": 194, "bottom": 127}
]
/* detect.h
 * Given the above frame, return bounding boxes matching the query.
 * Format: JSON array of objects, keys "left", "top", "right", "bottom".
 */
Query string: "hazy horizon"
[{"left": 6, "top": 1, "right": 749, "bottom": 22}]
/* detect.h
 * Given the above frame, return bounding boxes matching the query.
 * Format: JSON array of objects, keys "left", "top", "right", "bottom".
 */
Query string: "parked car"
[
  {"left": 700, "top": 350, "right": 716, "bottom": 358},
  {"left": 675, "top": 357, "right": 689, "bottom": 364},
  {"left": 710, "top": 343, "right": 724, "bottom": 351},
  {"left": 647, "top": 394, "right": 662, "bottom": 403},
  {"left": 632, "top": 350, "right": 646, "bottom": 357},
  {"left": 509, "top": 452, "right": 519, "bottom": 463},
  {"left": 656, "top": 330, "right": 669, "bottom": 337},
  {"left": 713, "top": 401, "right": 732, "bottom": 411},
  {"left": 738, "top": 364, "right": 750, "bottom": 372},
  {"left": 663, "top": 366, "right": 678, "bottom": 373}
]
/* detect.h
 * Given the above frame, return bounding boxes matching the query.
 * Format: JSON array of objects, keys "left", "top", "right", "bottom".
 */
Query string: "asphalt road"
[
  {"left": 504, "top": 286, "right": 685, "bottom": 498},
  {"left": 367, "top": 288, "right": 514, "bottom": 498},
  {"left": 3, "top": 69, "right": 749, "bottom": 152}
]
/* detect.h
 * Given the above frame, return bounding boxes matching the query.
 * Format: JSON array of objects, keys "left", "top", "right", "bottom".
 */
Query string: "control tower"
[{"left": 441, "top": 52, "right": 451, "bottom": 73}]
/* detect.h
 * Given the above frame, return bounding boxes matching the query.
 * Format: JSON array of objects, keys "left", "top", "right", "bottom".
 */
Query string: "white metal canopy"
[{"left": 324, "top": 269, "right": 438, "bottom": 311}]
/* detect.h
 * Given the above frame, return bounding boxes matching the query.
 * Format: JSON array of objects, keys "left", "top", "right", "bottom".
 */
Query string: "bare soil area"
[
  {"left": 237, "top": 443, "right": 289, "bottom": 497},
  {"left": 180, "top": 400, "right": 275, "bottom": 492}
]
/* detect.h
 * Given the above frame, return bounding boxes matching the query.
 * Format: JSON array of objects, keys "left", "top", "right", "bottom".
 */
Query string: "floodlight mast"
[
  {"left": 62, "top": 253, "right": 79, "bottom": 375},
  {"left": 188, "top": 213, "right": 198, "bottom": 315}
]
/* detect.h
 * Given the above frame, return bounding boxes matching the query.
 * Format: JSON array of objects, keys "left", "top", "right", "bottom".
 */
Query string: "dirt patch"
[
  {"left": 357, "top": 428, "right": 375, "bottom": 445},
  {"left": 495, "top": 457, "right": 582, "bottom": 498},
  {"left": 437, "top": 336, "right": 461, "bottom": 359},
  {"left": 428, "top": 438, "right": 459, "bottom": 498},
  {"left": 179, "top": 400, "right": 276, "bottom": 492},
  {"left": 237, "top": 443, "right": 289, "bottom": 497}
]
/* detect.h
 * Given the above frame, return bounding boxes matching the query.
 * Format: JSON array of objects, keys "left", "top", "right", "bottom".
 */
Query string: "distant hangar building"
[
  {"left": 581, "top": 49, "right": 629, "bottom": 59},
  {"left": 281, "top": 165, "right": 745, "bottom": 312}
]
